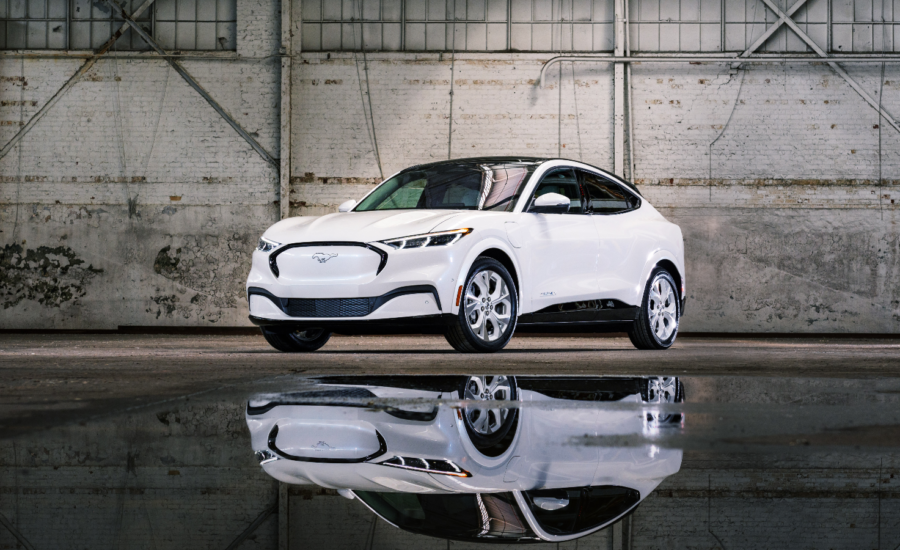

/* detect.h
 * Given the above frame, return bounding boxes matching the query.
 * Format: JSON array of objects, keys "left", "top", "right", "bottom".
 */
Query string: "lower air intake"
[{"left": 284, "top": 298, "right": 372, "bottom": 318}]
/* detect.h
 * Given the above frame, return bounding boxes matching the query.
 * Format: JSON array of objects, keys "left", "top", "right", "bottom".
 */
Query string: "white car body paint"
[
  {"left": 246, "top": 158, "right": 685, "bottom": 330},
  {"left": 245, "top": 377, "right": 683, "bottom": 543}
]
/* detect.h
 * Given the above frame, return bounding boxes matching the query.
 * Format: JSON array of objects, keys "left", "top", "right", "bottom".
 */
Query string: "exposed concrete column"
[
  {"left": 614, "top": 0, "right": 626, "bottom": 177},
  {"left": 279, "top": 0, "right": 294, "bottom": 220}
]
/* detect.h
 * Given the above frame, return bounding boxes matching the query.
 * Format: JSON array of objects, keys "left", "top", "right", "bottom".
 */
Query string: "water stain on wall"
[{"left": 1, "top": 244, "right": 103, "bottom": 309}]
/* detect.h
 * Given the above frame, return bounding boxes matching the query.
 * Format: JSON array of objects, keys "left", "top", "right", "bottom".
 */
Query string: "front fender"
[{"left": 451, "top": 237, "right": 524, "bottom": 316}]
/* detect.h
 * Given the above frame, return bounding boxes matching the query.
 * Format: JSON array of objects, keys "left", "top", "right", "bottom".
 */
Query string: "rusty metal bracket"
[
  {"left": 104, "top": 0, "right": 278, "bottom": 167},
  {"left": 0, "top": 0, "right": 157, "bottom": 161}
]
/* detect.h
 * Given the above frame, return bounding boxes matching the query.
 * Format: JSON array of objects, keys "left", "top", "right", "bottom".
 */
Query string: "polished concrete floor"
[{"left": 1, "top": 333, "right": 899, "bottom": 438}]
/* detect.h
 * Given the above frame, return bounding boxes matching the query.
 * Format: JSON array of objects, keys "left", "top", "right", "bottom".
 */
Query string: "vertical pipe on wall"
[
  {"left": 280, "top": 0, "right": 293, "bottom": 220},
  {"left": 624, "top": 0, "right": 635, "bottom": 182},
  {"left": 614, "top": 0, "right": 626, "bottom": 177}
]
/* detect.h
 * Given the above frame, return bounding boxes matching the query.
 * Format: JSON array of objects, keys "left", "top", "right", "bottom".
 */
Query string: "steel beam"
[
  {"left": 0, "top": 512, "right": 36, "bottom": 550},
  {"left": 739, "top": 0, "right": 809, "bottom": 58},
  {"left": 758, "top": 0, "right": 900, "bottom": 133},
  {"left": 614, "top": 0, "right": 626, "bottom": 178},
  {"left": 280, "top": 0, "right": 293, "bottom": 219},
  {"left": 224, "top": 503, "right": 277, "bottom": 550},
  {"left": 0, "top": 0, "right": 156, "bottom": 161},
  {"left": 104, "top": 0, "right": 279, "bottom": 167}
]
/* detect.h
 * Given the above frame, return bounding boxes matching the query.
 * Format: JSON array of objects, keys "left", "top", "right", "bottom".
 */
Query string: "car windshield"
[
  {"left": 354, "top": 491, "right": 540, "bottom": 542},
  {"left": 354, "top": 162, "right": 538, "bottom": 212},
  {"left": 522, "top": 486, "right": 640, "bottom": 536}
]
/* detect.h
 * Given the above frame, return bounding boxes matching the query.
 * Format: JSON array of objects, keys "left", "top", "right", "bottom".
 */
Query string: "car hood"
[{"left": 264, "top": 210, "right": 469, "bottom": 244}]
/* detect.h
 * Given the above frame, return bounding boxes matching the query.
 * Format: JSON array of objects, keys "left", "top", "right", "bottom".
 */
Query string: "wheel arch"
[
  {"left": 655, "top": 259, "right": 683, "bottom": 301},
  {"left": 637, "top": 250, "right": 684, "bottom": 305},
  {"left": 477, "top": 248, "right": 521, "bottom": 297},
  {"left": 453, "top": 240, "right": 524, "bottom": 315}
]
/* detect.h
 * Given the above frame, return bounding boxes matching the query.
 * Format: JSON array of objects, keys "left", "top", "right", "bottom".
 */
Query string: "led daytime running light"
[
  {"left": 380, "top": 456, "right": 472, "bottom": 477},
  {"left": 380, "top": 228, "right": 473, "bottom": 250}
]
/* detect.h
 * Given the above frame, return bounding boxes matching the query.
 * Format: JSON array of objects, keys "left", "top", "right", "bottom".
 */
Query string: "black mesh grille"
[{"left": 284, "top": 298, "right": 372, "bottom": 318}]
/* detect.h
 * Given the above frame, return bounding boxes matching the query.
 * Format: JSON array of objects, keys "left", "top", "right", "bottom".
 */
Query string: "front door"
[{"left": 519, "top": 168, "right": 600, "bottom": 312}]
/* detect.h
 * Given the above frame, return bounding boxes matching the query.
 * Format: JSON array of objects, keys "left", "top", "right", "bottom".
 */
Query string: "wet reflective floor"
[{"left": 1, "top": 335, "right": 900, "bottom": 548}]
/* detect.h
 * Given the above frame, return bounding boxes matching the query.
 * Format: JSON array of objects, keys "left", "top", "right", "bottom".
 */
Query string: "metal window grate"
[
  {"left": 0, "top": 0, "right": 236, "bottom": 50},
  {"left": 300, "top": 0, "right": 616, "bottom": 52},
  {"left": 831, "top": 0, "right": 898, "bottom": 52},
  {"left": 299, "top": 0, "right": 900, "bottom": 53}
]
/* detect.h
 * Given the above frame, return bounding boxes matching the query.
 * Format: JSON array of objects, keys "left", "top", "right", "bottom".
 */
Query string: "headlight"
[
  {"left": 257, "top": 237, "right": 281, "bottom": 253},
  {"left": 380, "top": 228, "right": 473, "bottom": 250}
]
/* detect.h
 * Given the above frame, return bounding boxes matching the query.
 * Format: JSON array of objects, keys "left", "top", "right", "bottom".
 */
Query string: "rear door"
[
  {"left": 577, "top": 170, "right": 641, "bottom": 302},
  {"left": 519, "top": 168, "right": 601, "bottom": 312}
]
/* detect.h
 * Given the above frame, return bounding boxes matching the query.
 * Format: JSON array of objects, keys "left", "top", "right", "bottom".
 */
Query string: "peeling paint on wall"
[
  {"left": 149, "top": 234, "right": 252, "bottom": 322},
  {"left": 0, "top": 244, "right": 103, "bottom": 309}
]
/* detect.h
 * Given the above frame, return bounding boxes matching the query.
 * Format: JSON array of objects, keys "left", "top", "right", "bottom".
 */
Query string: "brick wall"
[{"left": 291, "top": 53, "right": 900, "bottom": 333}]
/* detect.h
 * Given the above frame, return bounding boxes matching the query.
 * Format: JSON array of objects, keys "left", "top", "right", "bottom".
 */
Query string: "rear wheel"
[
  {"left": 261, "top": 327, "right": 332, "bottom": 352},
  {"left": 444, "top": 258, "right": 518, "bottom": 353},
  {"left": 629, "top": 268, "right": 680, "bottom": 350}
]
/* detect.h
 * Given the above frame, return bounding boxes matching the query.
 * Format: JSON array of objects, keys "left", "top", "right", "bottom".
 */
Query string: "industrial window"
[
  {"left": 300, "top": 0, "right": 615, "bottom": 52},
  {"left": 0, "top": 0, "right": 237, "bottom": 50},
  {"left": 832, "top": 0, "right": 898, "bottom": 52},
  {"left": 298, "top": 0, "right": 900, "bottom": 53}
]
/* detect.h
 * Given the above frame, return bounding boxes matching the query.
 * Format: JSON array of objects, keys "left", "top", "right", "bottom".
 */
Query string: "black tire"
[
  {"left": 261, "top": 327, "right": 332, "bottom": 352},
  {"left": 628, "top": 267, "right": 680, "bottom": 350},
  {"left": 643, "top": 376, "right": 684, "bottom": 425},
  {"left": 444, "top": 258, "right": 518, "bottom": 353},
  {"left": 458, "top": 375, "right": 519, "bottom": 452}
]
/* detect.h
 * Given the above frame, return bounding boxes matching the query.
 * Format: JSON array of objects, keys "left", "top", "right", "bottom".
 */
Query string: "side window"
[
  {"left": 579, "top": 171, "right": 640, "bottom": 215},
  {"left": 531, "top": 168, "right": 583, "bottom": 214}
]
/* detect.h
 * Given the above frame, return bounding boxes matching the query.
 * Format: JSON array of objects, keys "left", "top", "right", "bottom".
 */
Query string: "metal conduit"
[{"left": 540, "top": 55, "right": 900, "bottom": 88}]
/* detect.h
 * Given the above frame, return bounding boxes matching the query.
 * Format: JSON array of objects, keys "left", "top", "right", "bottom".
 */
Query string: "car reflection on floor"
[{"left": 246, "top": 375, "right": 685, "bottom": 544}]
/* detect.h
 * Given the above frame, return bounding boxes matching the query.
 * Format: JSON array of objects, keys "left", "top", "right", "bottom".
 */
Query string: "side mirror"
[
  {"left": 529, "top": 192, "right": 570, "bottom": 214},
  {"left": 338, "top": 199, "right": 357, "bottom": 213},
  {"left": 533, "top": 496, "right": 570, "bottom": 511}
]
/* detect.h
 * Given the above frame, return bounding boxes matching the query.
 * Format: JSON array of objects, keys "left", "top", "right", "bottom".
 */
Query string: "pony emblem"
[{"left": 312, "top": 252, "right": 338, "bottom": 263}]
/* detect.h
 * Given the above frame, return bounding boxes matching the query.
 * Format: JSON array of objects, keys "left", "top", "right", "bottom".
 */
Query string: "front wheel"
[
  {"left": 628, "top": 268, "right": 680, "bottom": 350},
  {"left": 261, "top": 327, "right": 332, "bottom": 352},
  {"left": 459, "top": 375, "right": 519, "bottom": 453},
  {"left": 444, "top": 258, "right": 518, "bottom": 353}
]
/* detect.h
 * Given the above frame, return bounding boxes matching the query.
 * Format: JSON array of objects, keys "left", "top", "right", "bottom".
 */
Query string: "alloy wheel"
[
  {"left": 648, "top": 276, "right": 678, "bottom": 341},
  {"left": 462, "top": 375, "right": 512, "bottom": 436},
  {"left": 464, "top": 270, "right": 512, "bottom": 342}
]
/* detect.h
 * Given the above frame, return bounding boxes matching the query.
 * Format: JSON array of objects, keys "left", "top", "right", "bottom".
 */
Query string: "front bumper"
[{"left": 247, "top": 241, "right": 461, "bottom": 325}]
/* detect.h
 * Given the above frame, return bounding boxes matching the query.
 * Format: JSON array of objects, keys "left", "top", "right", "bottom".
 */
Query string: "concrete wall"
[{"left": 2, "top": 3, "right": 899, "bottom": 332}]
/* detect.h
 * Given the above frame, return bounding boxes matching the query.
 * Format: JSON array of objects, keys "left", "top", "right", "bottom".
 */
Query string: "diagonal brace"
[
  {"left": 0, "top": 0, "right": 156, "bottom": 161},
  {"left": 759, "top": 0, "right": 900, "bottom": 133},
  {"left": 740, "top": 0, "right": 808, "bottom": 58},
  {"left": 104, "top": 0, "right": 279, "bottom": 167}
]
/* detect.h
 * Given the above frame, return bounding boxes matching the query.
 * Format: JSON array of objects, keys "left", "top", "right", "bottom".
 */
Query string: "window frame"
[
  {"left": 576, "top": 169, "right": 641, "bottom": 216},
  {"left": 525, "top": 167, "right": 586, "bottom": 215}
]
